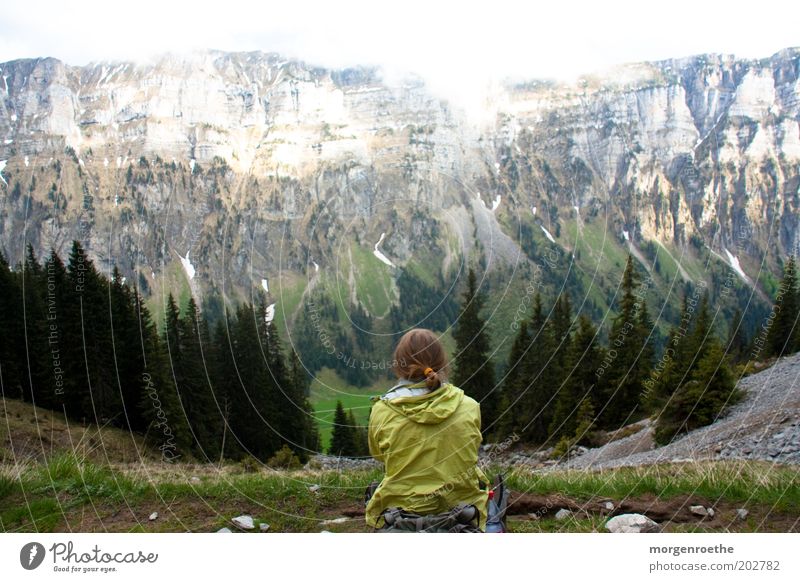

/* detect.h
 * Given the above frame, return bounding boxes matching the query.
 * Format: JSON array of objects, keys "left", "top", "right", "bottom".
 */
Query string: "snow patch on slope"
[
  {"left": 179, "top": 251, "right": 196, "bottom": 280},
  {"left": 373, "top": 233, "right": 394, "bottom": 267},
  {"left": 265, "top": 303, "right": 276, "bottom": 324},
  {"left": 476, "top": 191, "right": 502, "bottom": 212},
  {"left": 724, "top": 248, "right": 749, "bottom": 282}
]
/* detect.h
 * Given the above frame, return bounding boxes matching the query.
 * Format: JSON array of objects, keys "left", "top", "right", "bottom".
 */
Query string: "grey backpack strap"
[{"left": 379, "top": 504, "right": 480, "bottom": 533}]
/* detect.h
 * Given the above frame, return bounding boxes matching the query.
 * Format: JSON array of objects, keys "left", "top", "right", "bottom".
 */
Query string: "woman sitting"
[{"left": 365, "top": 328, "right": 489, "bottom": 531}]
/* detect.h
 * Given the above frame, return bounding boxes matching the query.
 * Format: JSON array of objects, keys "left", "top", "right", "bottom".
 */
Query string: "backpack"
[
  {"left": 364, "top": 477, "right": 507, "bottom": 533},
  {"left": 378, "top": 503, "right": 481, "bottom": 533}
]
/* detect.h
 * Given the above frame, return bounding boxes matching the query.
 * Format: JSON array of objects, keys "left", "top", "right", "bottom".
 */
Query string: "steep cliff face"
[
  {"left": 494, "top": 50, "right": 800, "bottom": 271},
  {"left": 0, "top": 51, "right": 486, "bottom": 308},
  {"left": 0, "top": 49, "right": 797, "bottom": 341}
]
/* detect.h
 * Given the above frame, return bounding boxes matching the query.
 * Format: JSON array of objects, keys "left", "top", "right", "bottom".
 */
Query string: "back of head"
[{"left": 393, "top": 328, "right": 448, "bottom": 389}]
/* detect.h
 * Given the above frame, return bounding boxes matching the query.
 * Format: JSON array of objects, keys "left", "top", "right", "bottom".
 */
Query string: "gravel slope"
[{"left": 562, "top": 352, "right": 800, "bottom": 469}]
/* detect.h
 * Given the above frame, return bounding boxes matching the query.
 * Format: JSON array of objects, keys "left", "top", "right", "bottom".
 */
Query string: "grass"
[
  {"left": 652, "top": 240, "right": 681, "bottom": 282},
  {"left": 271, "top": 271, "right": 309, "bottom": 339},
  {"left": 145, "top": 260, "right": 194, "bottom": 331},
  {"left": 651, "top": 239, "right": 715, "bottom": 287},
  {"left": 348, "top": 240, "right": 396, "bottom": 317},
  {"left": 0, "top": 397, "right": 155, "bottom": 465},
  {"left": 0, "top": 451, "right": 382, "bottom": 533},
  {"left": 505, "top": 460, "right": 800, "bottom": 511},
  {"left": 561, "top": 218, "right": 630, "bottom": 276},
  {"left": 309, "top": 368, "right": 385, "bottom": 450},
  {"left": 509, "top": 514, "right": 607, "bottom": 533},
  {"left": 559, "top": 218, "right": 625, "bottom": 317},
  {"left": 1, "top": 454, "right": 797, "bottom": 533}
]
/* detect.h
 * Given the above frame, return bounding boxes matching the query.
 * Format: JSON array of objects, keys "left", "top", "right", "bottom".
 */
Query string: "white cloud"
[{"left": 0, "top": 0, "right": 797, "bottom": 110}]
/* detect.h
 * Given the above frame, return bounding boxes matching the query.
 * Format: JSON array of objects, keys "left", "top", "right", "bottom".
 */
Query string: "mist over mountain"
[{"left": 0, "top": 47, "right": 798, "bottom": 376}]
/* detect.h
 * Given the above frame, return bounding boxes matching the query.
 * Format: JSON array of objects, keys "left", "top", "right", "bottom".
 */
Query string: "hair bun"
[{"left": 423, "top": 367, "right": 441, "bottom": 389}]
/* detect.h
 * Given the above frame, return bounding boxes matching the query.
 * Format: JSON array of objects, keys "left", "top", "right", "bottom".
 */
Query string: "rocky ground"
[
  {"left": 306, "top": 454, "right": 380, "bottom": 471},
  {"left": 562, "top": 353, "right": 800, "bottom": 470},
  {"left": 303, "top": 353, "right": 800, "bottom": 473},
  {"left": 467, "top": 353, "right": 800, "bottom": 472}
]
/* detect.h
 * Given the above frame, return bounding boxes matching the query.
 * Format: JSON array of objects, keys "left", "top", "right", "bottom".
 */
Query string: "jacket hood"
[{"left": 383, "top": 382, "right": 464, "bottom": 425}]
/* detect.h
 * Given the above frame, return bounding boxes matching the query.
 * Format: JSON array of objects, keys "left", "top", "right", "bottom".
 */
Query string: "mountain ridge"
[{"left": 0, "top": 47, "right": 797, "bottom": 372}]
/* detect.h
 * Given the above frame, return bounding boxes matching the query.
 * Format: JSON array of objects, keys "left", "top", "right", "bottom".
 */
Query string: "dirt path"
[{"left": 3, "top": 487, "right": 796, "bottom": 533}]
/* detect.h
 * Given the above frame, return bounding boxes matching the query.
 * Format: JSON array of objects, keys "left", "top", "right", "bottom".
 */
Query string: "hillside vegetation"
[{"left": 1, "top": 396, "right": 798, "bottom": 533}]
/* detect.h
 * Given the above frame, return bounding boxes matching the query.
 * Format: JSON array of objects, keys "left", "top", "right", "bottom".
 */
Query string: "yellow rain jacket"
[{"left": 366, "top": 380, "right": 489, "bottom": 530}]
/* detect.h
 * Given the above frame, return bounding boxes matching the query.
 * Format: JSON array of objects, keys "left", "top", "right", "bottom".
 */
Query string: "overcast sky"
[{"left": 0, "top": 0, "right": 797, "bottom": 107}]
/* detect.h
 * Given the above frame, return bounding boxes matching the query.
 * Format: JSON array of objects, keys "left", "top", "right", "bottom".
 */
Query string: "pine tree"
[
  {"left": 572, "top": 396, "right": 597, "bottom": 446},
  {"left": 599, "top": 255, "right": 652, "bottom": 429},
  {"left": 136, "top": 289, "right": 192, "bottom": 460},
  {"left": 497, "top": 319, "right": 529, "bottom": 438},
  {"left": 726, "top": 308, "right": 749, "bottom": 363},
  {"left": 549, "top": 315, "right": 604, "bottom": 439},
  {"left": 21, "top": 244, "right": 50, "bottom": 407},
  {"left": 636, "top": 298, "right": 656, "bottom": 376},
  {"left": 178, "top": 297, "right": 222, "bottom": 460},
  {"left": 211, "top": 314, "right": 243, "bottom": 460},
  {"left": 516, "top": 293, "right": 558, "bottom": 444},
  {"left": 229, "top": 304, "right": 259, "bottom": 458},
  {"left": 690, "top": 292, "right": 713, "bottom": 364},
  {"left": 551, "top": 292, "right": 574, "bottom": 369},
  {"left": 452, "top": 268, "right": 497, "bottom": 433},
  {"left": 767, "top": 256, "right": 799, "bottom": 357},
  {"left": 645, "top": 291, "right": 695, "bottom": 413},
  {"left": 654, "top": 341, "right": 743, "bottom": 444},
  {"left": 66, "top": 240, "right": 118, "bottom": 423},
  {"left": 288, "top": 348, "right": 320, "bottom": 458},
  {"left": 225, "top": 302, "right": 283, "bottom": 460},
  {"left": 0, "top": 251, "right": 24, "bottom": 400},
  {"left": 43, "top": 250, "right": 70, "bottom": 411},
  {"left": 110, "top": 266, "right": 147, "bottom": 432},
  {"left": 329, "top": 401, "right": 356, "bottom": 457},
  {"left": 348, "top": 409, "right": 369, "bottom": 457},
  {"left": 262, "top": 316, "right": 310, "bottom": 459}
]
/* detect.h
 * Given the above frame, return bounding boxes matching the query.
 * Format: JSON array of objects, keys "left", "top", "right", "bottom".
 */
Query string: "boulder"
[
  {"left": 555, "top": 508, "right": 572, "bottom": 520},
  {"left": 148, "top": 512, "right": 158, "bottom": 521},
  {"left": 259, "top": 523, "right": 271, "bottom": 532},
  {"left": 605, "top": 513, "right": 659, "bottom": 533},
  {"left": 736, "top": 508, "right": 749, "bottom": 520},
  {"left": 232, "top": 515, "right": 255, "bottom": 530},
  {"left": 689, "top": 505, "right": 709, "bottom": 517},
  {"left": 320, "top": 517, "right": 348, "bottom": 525}
]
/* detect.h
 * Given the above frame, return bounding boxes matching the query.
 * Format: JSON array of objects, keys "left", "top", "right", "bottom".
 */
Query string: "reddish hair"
[{"left": 392, "top": 328, "right": 448, "bottom": 389}]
